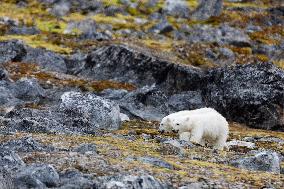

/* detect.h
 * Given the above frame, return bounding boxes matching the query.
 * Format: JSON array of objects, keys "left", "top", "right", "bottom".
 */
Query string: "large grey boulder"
[
  {"left": 60, "top": 91, "right": 121, "bottom": 130},
  {"left": 230, "top": 151, "right": 280, "bottom": 173}
]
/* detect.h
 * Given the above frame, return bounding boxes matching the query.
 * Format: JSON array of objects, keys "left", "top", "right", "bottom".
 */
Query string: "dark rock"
[
  {"left": 60, "top": 91, "right": 121, "bottom": 130},
  {"left": 7, "top": 26, "right": 40, "bottom": 35},
  {"left": 191, "top": 0, "right": 223, "bottom": 20},
  {"left": 164, "top": 0, "right": 190, "bottom": 18},
  {"left": 59, "top": 169, "right": 93, "bottom": 189},
  {"left": 79, "top": 44, "right": 204, "bottom": 93},
  {"left": 73, "top": 143, "right": 97, "bottom": 154},
  {"left": 0, "top": 82, "right": 23, "bottom": 111},
  {"left": 1, "top": 136, "right": 55, "bottom": 152},
  {"left": 22, "top": 47, "right": 67, "bottom": 73},
  {"left": 15, "top": 164, "right": 60, "bottom": 188},
  {"left": 203, "top": 62, "right": 284, "bottom": 130},
  {"left": 0, "top": 148, "right": 25, "bottom": 171},
  {"left": 137, "top": 156, "right": 174, "bottom": 169},
  {"left": 148, "top": 19, "right": 174, "bottom": 34},
  {"left": 168, "top": 90, "right": 205, "bottom": 112},
  {"left": 93, "top": 173, "right": 173, "bottom": 189},
  {"left": 13, "top": 78, "right": 45, "bottom": 102},
  {"left": 119, "top": 86, "right": 169, "bottom": 121},
  {"left": 230, "top": 151, "right": 280, "bottom": 173},
  {"left": 65, "top": 52, "right": 87, "bottom": 75},
  {"left": 0, "top": 40, "right": 26, "bottom": 64}
]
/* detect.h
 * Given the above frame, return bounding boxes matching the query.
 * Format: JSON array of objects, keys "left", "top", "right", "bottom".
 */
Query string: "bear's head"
[
  {"left": 159, "top": 117, "right": 173, "bottom": 133},
  {"left": 172, "top": 116, "right": 194, "bottom": 133}
]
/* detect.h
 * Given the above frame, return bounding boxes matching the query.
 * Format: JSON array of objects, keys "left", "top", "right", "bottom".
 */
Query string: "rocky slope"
[{"left": 0, "top": 0, "right": 283, "bottom": 188}]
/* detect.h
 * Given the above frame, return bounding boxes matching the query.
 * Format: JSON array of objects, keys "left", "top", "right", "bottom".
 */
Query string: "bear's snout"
[{"left": 172, "top": 129, "right": 179, "bottom": 133}]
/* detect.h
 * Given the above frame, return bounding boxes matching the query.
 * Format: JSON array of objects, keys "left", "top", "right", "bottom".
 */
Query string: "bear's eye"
[
  {"left": 161, "top": 123, "right": 163, "bottom": 126},
  {"left": 176, "top": 123, "right": 180, "bottom": 126}
]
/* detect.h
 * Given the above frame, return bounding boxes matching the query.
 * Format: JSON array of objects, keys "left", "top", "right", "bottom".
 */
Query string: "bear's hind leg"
[{"left": 213, "top": 135, "right": 227, "bottom": 150}]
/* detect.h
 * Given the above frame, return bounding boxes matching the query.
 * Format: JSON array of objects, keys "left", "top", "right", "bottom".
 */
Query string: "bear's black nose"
[
  {"left": 159, "top": 130, "right": 165, "bottom": 134},
  {"left": 172, "top": 129, "right": 178, "bottom": 133}
]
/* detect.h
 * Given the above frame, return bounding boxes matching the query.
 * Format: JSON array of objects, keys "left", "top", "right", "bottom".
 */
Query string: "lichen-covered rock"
[
  {"left": 148, "top": 19, "right": 174, "bottom": 34},
  {"left": 137, "top": 156, "right": 174, "bottom": 169},
  {"left": 230, "top": 151, "right": 281, "bottom": 173},
  {"left": 60, "top": 91, "right": 121, "bottom": 130},
  {"left": 0, "top": 40, "right": 26, "bottom": 64},
  {"left": 73, "top": 143, "right": 97, "bottom": 154},
  {"left": 7, "top": 26, "right": 40, "bottom": 35},
  {"left": 204, "top": 62, "right": 284, "bottom": 130},
  {"left": 14, "top": 164, "right": 60, "bottom": 188},
  {"left": 93, "top": 173, "right": 173, "bottom": 189}
]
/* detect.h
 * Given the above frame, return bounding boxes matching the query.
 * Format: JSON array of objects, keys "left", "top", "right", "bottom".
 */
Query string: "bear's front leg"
[
  {"left": 189, "top": 128, "right": 203, "bottom": 145},
  {"left": 179, "top": 132, "right": 191, "bottom": 142}
]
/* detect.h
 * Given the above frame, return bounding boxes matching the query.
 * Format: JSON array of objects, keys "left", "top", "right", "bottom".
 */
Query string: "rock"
[
  {"left": 227, "top": 140, "right": 256, "bottom": 150},
  {"left": 0, "top": 148, "right": 25, "bottom": 171},
  {"left": 1, "top": 136, "right": 55, "bottom": 152},
  {"left": 186, "top": 24, "right": 251, "bottom": 47},
  {"left": 73, "top": 143, "right": 97, "bottom": 154},
  {"left": 13, "top": 78, "right": 45, "bottom": 102},
  {"left": 119, "top": 86, "right": 169, "bottom": 121},
  {"left": 65, "top": 51, "right": 87, "bottom": 75},
  {"left": 79, "top": 44, "right": 204, "bottom": 93},
  {"left": 204, "top": 62, "right": 284, "bottom": 130},
  {"left": 168, "top": 90, "right": 205, "bottom": 112},
  {"left": 137, "top": 156, "right": 174, "bottom": 169},
  {"left": 164, "top": 0, "right": 190, "bottom": 18},
  {"left": 60, "top": 91, "right": 121, "bottom": 130},
  {"left": 50, "top": 0, "right": 70, "bottom": 17},
  {"left": 191, "top": 0, "right": 223, "bottom": 20},
  {"left": 93, "top": 173, "right": 172, "bottom": 189},
  {"left": 58, "top": 169, "right": 93, "bottom": 189},
  {"left": 230, "top": 151, "right": 280, "bottom": 173},
  {"left": 0, "top": 16, "right": 18, "bottom": 26},
  {"left": 0, "top": 169, "right": 15, "bottom": 189},
  {"left": 148, "top": 19, "right": 174, "bottom": 34},
  {"left": 0, "top": 82, "right": 22, "bottom": 112},
  {"left": 15, "top": 164, "right": 60, "bottom": 188},
  {"left": 22, "top": 47, "right": 67, "bottom": 73},
  {"left": 7, "top": 26, "right": 40, "bottom": 35},
  {"left": 0, "top": 40, "right": 26, "bottom": 64}
]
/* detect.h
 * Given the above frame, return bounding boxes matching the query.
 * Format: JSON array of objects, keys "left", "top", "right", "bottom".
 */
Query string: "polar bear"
[
  {"left": 172, "top": 110, "right": 229, "bottom": 150},
  {"left": 158, "top": 108, "right": 215, "bottom": 133}
]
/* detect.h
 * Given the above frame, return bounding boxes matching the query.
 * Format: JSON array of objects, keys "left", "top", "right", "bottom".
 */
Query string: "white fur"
[
  {"left": 159, "top": 108, "right": 215, "bottom": 133},
  {"left": 172, "top": 110, "right": 229, "bottom": 150}
]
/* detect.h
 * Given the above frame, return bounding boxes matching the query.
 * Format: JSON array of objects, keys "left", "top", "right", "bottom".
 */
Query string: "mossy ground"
[
  {"left": 1, "top": 121, "right": 283, "bottom": 188},
  {"left": 0, "top": 0, "right": 282, "bottom": 68}
]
